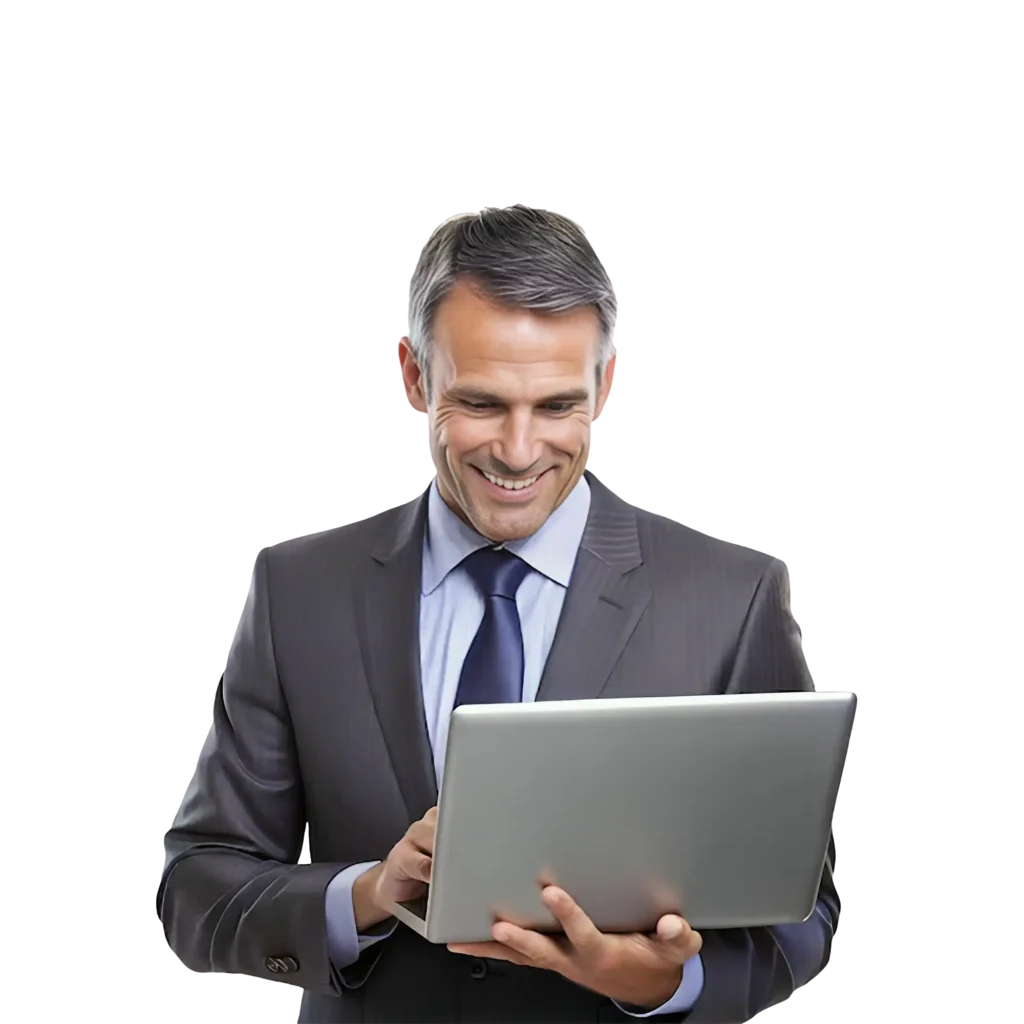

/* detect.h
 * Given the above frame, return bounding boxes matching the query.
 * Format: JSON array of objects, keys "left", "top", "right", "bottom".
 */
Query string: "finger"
[
  {"left": 446, "top": 941, "right": 528, "bottom": 965},
  {"left": 654, "top": 916, "right": 703, "bottom": 962},
  {"left": 490, "top": 922, "right": 567, "bottom": 971},
  {"left": 394, "top": 846, "right": 432, "bottom": 883},
  {"left": 409, "top": 817, "right": 434, "bottom": 840},
  {"left": 541, "top": 887, "right": 604, "bottom": 958},
  {"left": 406, "top": 821, "right": 435, "bottom": 854}
]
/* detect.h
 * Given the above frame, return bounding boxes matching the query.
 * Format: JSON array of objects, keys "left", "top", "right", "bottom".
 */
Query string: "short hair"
[{"left": 408, "top": 205, "right": 617, "bottom": 397}]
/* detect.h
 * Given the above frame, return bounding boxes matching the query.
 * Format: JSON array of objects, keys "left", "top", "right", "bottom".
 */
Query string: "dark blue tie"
[{"left": 453, "top": 547, "right": 531, "bottom": 708}]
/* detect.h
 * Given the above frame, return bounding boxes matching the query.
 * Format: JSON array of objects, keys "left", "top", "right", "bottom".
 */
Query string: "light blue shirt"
[{"left": 325, "top": 477, "right": 704, "bottom": 1015}]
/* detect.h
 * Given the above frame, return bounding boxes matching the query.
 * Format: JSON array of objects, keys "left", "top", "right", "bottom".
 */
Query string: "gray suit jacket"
[{"left": 158, "top": 473, "right": 840, "bottom": 1023}]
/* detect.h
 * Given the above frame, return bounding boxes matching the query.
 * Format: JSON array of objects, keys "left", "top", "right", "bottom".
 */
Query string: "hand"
[
  {"left": 352, "top": 807, "right": 437, "bottom": 931},
  {"left": 374, "top": 805, "right": 438, "bottom": 906},
  {"left": 448, "top": 886, "right": 702, "bottom": 1010}
]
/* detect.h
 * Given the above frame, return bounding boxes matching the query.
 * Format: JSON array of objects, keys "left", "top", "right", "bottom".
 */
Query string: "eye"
[
  {"left": 462, "top": 399, "right": 496, "bottom": 411},
  {"left": 542, "top": 402, "right": 574, "bottom": 413}
]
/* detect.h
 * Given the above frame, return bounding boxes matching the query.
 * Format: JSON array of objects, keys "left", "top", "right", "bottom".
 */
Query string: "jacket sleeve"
[
  {"left": 683, "top": 558, "right": 841, "bottom": 1023},
  {"left": 156, "top": 548, "right": 376, "bottom": 996}
]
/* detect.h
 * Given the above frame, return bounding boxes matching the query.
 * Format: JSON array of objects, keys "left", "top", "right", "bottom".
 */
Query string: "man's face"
[{"left": 400, "top": 279, "right": 615, "bottom": 543}]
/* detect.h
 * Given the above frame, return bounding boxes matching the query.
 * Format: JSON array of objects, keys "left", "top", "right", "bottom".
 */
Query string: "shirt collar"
[{"left": 422, "top": 475, "right": 592, "bottom": 596}]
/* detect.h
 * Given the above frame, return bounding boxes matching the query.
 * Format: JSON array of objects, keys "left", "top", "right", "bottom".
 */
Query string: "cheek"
[
  {"left": 547, "top": 414, "right": 591, "bottom": 455},
  {"left": 431, "top": 408, "right": 459, "bottom": 448},
  {"left": 435, "top": 412, "right": 492, "bottom": 457}
]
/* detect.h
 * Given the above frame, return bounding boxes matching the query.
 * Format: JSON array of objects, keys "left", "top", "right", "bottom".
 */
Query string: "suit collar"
[
  {"left": 360, "top": 490, "right": 437, "bottom": 819},
  {"left": 577, "top": 471, "right": 643, "bottom": 572},
  {"left": 370, "top": 487, "right": 428, "bottom": 566},
  {"left": 421, "top": 476, "right": 592, "bottom": 595},
  {"left": 533, "top": 472, "right": 651, "bottom": 702}
]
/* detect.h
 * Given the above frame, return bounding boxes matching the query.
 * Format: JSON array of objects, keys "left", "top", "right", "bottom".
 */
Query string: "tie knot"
[{"left": 461, "top": 546, "right": 530, "bottom": 599}]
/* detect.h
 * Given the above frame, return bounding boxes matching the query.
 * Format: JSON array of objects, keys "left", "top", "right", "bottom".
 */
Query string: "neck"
[{"left": 436, "top": 480, "right": 501, "bottom": 542}]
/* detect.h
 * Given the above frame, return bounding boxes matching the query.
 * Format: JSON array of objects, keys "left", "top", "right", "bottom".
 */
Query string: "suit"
[{"left": 158, "top": 472, "right": 840, "bottom": 1022}]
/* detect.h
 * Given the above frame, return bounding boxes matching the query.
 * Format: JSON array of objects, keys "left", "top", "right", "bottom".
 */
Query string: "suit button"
[
  {"left": 469, "top": 958, "right": 487, "bottom": 979},
  {"left": 265, "top": 955, "right": 298, "bottom": 974}
]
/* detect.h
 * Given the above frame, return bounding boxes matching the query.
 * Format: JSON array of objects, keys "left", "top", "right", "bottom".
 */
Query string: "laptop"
[{"left": 389, "top": 691, "right": 856, "bottom": 944}]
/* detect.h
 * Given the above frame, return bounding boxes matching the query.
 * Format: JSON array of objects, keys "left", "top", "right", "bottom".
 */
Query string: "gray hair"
[{"left": 408, "top": 205, "right": 617, "bottom": 398}]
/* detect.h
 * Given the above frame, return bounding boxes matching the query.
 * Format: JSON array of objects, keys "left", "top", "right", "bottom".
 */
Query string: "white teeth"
[{"left": 483, "top": 471, "right": 539, "bottom": 491}]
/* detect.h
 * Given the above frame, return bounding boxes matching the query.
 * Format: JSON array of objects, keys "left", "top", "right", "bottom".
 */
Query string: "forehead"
[{"left": 431, "top": 279, "right": 601, "bottom": 380}]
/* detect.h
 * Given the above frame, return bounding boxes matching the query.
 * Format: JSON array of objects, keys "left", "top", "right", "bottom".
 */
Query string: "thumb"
[
  {"left": 655, "top": 915, "right": 701, "bottom": 960},
  {"left": 656, "top": 915, "right": 685, "bottom": 940}
]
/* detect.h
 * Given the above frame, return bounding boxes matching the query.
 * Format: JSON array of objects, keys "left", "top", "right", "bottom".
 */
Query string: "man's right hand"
[{"left": 352, "top": 807, "right": 437, "bottom": 932}]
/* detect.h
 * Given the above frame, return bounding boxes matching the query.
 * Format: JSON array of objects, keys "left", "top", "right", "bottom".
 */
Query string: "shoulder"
[
  {"left": 630, "top": 501, "right": 774, "bottom": 598},
  {"left": 259, "top": 491, "right": 425, "bottom": 581}
]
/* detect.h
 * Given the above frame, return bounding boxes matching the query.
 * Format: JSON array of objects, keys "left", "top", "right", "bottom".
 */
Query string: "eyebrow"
[{"left": 446, "top": 386, "right": 590, "bottom": 405}]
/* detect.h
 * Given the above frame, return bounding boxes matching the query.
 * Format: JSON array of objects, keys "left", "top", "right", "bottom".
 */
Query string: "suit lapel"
[
  {"left": 355, "top": 488, "right": 438, "bottom": 821},
  {"left": 536, "top": 473, "right": 651, "bottom": 702}
]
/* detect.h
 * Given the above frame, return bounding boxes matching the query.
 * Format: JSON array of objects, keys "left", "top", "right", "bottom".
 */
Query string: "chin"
[{"left": 476, "top": 507, "right": 548, "bottom": 543}]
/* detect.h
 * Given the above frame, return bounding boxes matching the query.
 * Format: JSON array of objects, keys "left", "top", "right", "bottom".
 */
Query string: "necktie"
[{"left": 453, "top": 547, "right": 531, "bottom": 708}]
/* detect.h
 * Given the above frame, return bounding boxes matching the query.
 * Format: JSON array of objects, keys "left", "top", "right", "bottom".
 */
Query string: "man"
[{"left": 158, "top": 205, "right": 840, "bottom": 1022}]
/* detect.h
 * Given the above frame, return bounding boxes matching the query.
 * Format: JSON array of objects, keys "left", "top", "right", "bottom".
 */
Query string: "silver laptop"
[{"left": 390, "top": 691, "right": 856, "bottom": 944}]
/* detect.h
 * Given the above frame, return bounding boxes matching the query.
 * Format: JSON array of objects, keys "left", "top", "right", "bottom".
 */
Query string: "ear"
[
  {"left": 399, "top": 339, "right": 429, "bottom": 413},
  {"left": 592, "top": 355, "right": 616, "bottom": 421}
]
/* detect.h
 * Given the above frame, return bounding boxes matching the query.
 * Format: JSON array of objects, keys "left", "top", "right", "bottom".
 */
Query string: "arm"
[
  {"left": 156, "top": 549, "right": 372, "bottom": 995},
  {"left": 681, "top": 558, "right": 841, "bottom": 1022}
]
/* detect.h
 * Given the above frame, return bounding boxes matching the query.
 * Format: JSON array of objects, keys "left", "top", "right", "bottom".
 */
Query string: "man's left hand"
[{"left": 448, "top": 886, "right": 702, "bottom": 1010}]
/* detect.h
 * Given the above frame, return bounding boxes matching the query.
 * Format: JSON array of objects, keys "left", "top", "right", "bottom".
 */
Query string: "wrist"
[
  {"left": 616, "top": 964, "right": 683, "bottom": 1011},
  {"left": 352, "top": 863, "right": 391, "bottom": 932}
]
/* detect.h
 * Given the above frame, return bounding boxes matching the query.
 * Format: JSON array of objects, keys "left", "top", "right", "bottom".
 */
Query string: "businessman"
[{"left": 158, "top": 205, "right": 840, "bottom": 1022}]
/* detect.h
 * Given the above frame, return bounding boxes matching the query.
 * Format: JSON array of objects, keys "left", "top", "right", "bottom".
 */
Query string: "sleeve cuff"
[
  {"left": 324, "top": 861, "right": 397, "bottom": 967},
  {"left": 614, "top": 953, "right": 705, "bottom": 1017}
]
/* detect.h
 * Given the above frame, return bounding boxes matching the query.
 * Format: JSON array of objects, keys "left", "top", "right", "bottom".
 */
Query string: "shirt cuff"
[
  {"left": 325, "top": 861, "right": 398, "bottom": 967},
  {"left": 613, "top": 953, "right": 705, "bottom": 1017}
]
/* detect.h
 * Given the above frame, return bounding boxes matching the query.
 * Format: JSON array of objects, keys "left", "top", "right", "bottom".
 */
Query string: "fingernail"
[{"left": 662, "top": 919, "right": 682, "bottom": 938}]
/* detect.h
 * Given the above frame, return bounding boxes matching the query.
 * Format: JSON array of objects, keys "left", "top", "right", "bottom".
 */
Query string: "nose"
[{"left": 494, "top": 406, "right": 543, "bottom": 472}]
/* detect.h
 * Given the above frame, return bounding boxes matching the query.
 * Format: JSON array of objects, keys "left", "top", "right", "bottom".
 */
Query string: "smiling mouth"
[{"left": 474, "top": 467, "right": 547, "bottom": 492}]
